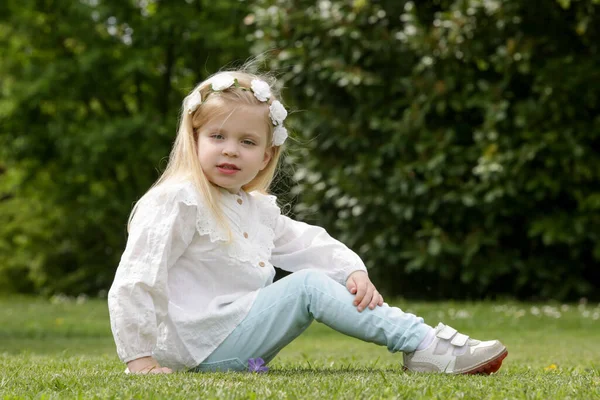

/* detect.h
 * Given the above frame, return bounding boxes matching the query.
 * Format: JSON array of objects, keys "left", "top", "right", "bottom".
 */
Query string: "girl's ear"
[{"left": 261, "top": 146, "right": 273, "bottom": 170}]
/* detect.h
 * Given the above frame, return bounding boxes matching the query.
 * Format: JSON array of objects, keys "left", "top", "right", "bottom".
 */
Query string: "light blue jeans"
[{"left": 192, "top": 269, "right": 429, "bottom": 372}]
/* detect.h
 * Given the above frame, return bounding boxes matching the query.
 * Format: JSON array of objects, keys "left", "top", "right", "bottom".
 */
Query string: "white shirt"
[{"left": 108, "top": 180, "right": 367, "bottom": 370}]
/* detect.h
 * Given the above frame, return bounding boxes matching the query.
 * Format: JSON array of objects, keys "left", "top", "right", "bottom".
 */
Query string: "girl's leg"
[{"left": 194, "top": 269, "right": 429, "bottom": 371}]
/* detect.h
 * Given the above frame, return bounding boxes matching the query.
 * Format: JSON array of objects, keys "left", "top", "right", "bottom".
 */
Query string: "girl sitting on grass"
[{"left": 108, "top": 69, "right": 508, "bottom": 375}]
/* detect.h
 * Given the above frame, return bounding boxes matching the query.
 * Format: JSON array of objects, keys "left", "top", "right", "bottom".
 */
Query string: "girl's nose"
[{"left": 222, "top": 143, "right": 239, "bottom": 157}]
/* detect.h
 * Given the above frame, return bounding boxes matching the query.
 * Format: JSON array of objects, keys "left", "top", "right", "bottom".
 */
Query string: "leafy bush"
[
  {"left": 0, "top": 0, "right": 251, "bottom": 295},
  {"left": 250, "top": 0, "right": 600, "bottom": 300},
  {"left": 2, "top": 0, "right": 599, "bottom": 300}
]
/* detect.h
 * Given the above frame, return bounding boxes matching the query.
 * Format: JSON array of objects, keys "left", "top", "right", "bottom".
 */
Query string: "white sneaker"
[{"left": 403, "top": 323, "right": 508, "bottom": 374}]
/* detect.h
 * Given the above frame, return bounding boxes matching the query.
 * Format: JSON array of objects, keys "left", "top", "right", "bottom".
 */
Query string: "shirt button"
[
  {"left": 259, "top": 262, "right": 265, "bottom": 267},
  {"left": 237, "top": 198, "right": 243, "bottom": 205},
  {"left": 243, "top": 232, "right": 249, "bottom": 239}
]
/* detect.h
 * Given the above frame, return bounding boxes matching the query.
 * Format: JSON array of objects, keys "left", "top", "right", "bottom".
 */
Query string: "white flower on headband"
[
  {"left": 269, "top": 101, "right": 287, "bottom": 125},
  {"left": 186, "top": 89, "right": 202, "bottom": 114},
  {"left": 273, "top": 125, "right": 288, "bottom": 146},
  {"left": 251, "top": 79, "right": 271, "bottom": 102},
  {"left": 210, "top": 74, "right": 235, "bottom": 91},
  {"left": 186, "top": 76, "right": 289, "bottom": 146}
]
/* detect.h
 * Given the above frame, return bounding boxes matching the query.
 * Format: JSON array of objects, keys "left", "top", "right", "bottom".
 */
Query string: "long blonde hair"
[{"left": 128, "top": 70, "right": 285, "bottom": 230}]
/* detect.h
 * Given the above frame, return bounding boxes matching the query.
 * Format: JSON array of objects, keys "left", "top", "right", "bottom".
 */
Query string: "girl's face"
[{"left": 196, "top": 104, "right": 273, "bottom": 194}]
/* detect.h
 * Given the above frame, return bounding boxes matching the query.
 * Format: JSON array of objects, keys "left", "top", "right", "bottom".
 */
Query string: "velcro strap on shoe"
[
  {"left": 436, "top": 325, "right": 458, "bottom": 340},
  {"left": 450, "top": 332, "right": 469, "bottom": 346}
]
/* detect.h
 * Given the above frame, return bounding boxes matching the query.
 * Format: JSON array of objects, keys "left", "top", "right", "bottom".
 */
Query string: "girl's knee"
[
  {"left": 280, "top": 270, "right": 331, "bottom": 295},
  {"left": 292, "top": 269, "right": 330, "bottom": 287},
  {"left": 281, "top": 270, "right": 337, "bottom": 301}
]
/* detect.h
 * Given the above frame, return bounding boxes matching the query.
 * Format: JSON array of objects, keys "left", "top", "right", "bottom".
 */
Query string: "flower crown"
[{"left": 186, "top": 74, "right": 288, "bottom": 146}]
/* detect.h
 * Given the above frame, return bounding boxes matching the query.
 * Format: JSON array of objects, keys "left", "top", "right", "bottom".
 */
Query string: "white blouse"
[{"left": 108, "top": 180, "right": 367, "bottom": 370}]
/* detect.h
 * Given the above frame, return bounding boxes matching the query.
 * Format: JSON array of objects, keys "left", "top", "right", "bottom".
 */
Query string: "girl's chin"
[{"left": 211, "top": 182, "right": 242, "bottom": 194}]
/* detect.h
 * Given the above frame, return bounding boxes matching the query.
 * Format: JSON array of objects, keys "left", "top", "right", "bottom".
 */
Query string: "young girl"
[{"left": 108, "top": 70, "right": 508, "bottom": 375}]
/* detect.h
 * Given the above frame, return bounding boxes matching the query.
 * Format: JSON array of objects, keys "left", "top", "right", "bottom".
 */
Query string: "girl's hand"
[
  {"left": 127, "top": 356, "right": 173, "bottom": 374},
  {"left": 345, "top": 271, "right": 384, "bottom": 312}
]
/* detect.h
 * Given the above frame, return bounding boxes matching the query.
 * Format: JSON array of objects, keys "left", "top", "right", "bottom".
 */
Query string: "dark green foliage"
[
  {"left": 1, "top": 0, "right": 599, "bottom": 300},
  {"left": 0, "top": 0, "right": 251, "bottom": 295},
  {"left": 250, "top": 0, "right": 600, "bottom": 300}
]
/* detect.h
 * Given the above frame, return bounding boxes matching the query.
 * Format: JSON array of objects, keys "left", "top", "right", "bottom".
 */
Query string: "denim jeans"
[{"left": 192, "top": 269, "right": 429, "bottom": 372}]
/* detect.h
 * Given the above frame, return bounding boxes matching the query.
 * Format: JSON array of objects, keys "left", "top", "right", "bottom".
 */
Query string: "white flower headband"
[{"left": 186, "top": 74, "right": 288, "bottom": 146}]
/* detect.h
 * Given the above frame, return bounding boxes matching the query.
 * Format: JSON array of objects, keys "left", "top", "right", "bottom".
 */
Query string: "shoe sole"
[
  {"left": 402, "top": 349, "right": 508, "bottom": 375},
  {"left": 463, "top": 349, "right": 508, "bottom": 375}
]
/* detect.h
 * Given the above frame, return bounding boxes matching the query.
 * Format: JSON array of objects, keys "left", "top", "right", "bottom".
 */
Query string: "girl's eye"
[
  {"left": 210, "top": 134, "right": 224, "bottom": 140},
  {"left": 242, "top": 139, "right": 256, "bottom": 146}
]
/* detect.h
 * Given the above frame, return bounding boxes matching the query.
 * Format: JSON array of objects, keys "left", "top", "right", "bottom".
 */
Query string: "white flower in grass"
[
  {"left": 272, "top": 125, "right": 288, "bottom": 146},
  {"left": 210, "top": 74, "right": 235, "bottom": 91},
  {"left": 251, "top": 79, "right": 271, "bottom": 102},
  {"left": 186, "top": 89, "right": 202, "bottom": 114},
  {"left": 269, "top": 100, "right": 287, "bottom": 125}
]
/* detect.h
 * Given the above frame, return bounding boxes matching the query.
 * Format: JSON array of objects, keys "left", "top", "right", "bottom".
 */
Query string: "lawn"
[{"left": 1, "top": 295, "right": 599, "bottom": 399}]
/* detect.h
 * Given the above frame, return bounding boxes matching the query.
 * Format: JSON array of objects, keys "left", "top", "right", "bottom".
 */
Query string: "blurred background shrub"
[
  {"left": 1, "top": 0, "right": 598, "bottom": 300},
  {"left": 0, "top": 0, "right": 250, "bottom": 294}
]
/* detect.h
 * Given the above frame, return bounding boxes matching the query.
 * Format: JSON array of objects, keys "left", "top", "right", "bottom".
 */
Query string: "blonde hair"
[{"left": 128, "top": 70, "right": 285, "bottom": 230}]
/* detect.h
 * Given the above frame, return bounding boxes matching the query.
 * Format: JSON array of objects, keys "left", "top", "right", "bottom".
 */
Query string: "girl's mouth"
[{"left": 217, "top": 164, "right": 240, "bottom": 174}]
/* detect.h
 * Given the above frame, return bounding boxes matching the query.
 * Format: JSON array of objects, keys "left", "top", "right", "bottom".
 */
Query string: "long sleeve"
[
  {"left": 108, "top": 187, "right": 197, "bottom": 363},
  {"left": 270, "top": 215, "right": 367, "bottom": 285}
]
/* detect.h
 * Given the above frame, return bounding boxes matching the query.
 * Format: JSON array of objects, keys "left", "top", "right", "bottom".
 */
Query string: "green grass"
[{"left": 1, "top": 296, "right": 599, "bottom": 399}]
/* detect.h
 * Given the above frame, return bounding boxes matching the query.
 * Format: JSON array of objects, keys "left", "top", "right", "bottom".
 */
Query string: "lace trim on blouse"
[{"left": 142, "top": 182, "right": 281, "bottom": 266}]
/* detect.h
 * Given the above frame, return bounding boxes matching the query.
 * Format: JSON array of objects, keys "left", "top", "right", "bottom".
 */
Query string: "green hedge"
[
  {"left": 0, "top": 0, "right": 251, "bottom": 295},
  {"left": 1, "top": 0, "right": 599, "bottom": 300},
  {"left": 251, "top": 0, "right": 600, "bottom": 300}
]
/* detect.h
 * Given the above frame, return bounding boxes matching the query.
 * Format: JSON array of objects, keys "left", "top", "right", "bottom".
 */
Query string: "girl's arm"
[
  {"left": 270, "top": 215, "right": 384, "bottom": 311},
  {"left": 108, "top": 186, "right": 197, "bottom": 373},
  {"left": 270, "top": 214, "right": 368, "bottom": 285}
]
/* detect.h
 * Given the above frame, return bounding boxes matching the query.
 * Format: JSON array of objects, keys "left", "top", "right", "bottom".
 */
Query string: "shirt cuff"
[
  {"left": 122, "top": 351, "right": 154, "bottom": 364},
  {"left": 342, "top": 266, "right": 368, "bottom": 284}
]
